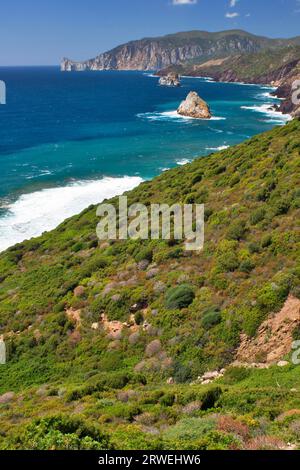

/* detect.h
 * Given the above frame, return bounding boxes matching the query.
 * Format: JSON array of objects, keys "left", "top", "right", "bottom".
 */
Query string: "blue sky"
[{"left": 1, "top": 0, "right": 300, "bottom": 65}]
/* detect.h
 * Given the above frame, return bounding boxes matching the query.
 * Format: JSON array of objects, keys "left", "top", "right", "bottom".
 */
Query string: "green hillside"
[
  {"left": 122, "top": 29, "right": 296, "bottom": 52},
  {"left": 0, "top": 119, "right": 300, "bottom": 450},
  {"left": 160, "top": 45, "right": 300, "bottom": 81}
]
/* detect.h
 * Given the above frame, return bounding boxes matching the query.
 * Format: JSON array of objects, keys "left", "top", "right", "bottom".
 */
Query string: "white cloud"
[
  {"left": 229, "top": 0, "right": 239, "bottom": 7},
  {"left": 172, "top": 0, "right": 197, "bottom": 4},
  {"left": 225, "top": 12, "right": 239, "bottom": 18}
]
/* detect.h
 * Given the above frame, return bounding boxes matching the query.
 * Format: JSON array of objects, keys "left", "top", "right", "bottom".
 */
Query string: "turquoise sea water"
[{"left": 0, "top": 67, "right": 290, "bottom": 251}]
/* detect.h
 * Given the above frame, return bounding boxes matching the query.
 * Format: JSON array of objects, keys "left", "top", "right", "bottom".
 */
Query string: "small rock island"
[
  {"left": 177, "top": 91, "right": 211, "bottom": 119},
  {"left": 159, "top": 73, "right": 181, "bottom": 87}
]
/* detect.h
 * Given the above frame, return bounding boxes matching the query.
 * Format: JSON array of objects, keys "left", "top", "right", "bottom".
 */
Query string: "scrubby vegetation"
[{"left": 0, "top": 119, "right": 299, "bottom": 449}]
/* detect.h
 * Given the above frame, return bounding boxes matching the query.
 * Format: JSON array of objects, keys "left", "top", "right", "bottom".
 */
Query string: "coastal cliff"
[
  {"left": 158, "top": 46, "right": 300, "bottom": 117},
  {"left": 61, "top": 30, "right": 297, "bottom": 72}
]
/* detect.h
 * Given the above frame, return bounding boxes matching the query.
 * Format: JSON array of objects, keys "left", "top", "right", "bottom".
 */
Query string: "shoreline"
[
  {"left": 156, "top": 73, "right": 292, "bottom": 122},
  {"left": 0, "top": 176, "right": 143, "bottom": 253},
  {"left": 156, "top": 71, "right": 294, "bottom": 119},
  {"left": 0, "top": 75, "right": 291, "bottom": 253}
]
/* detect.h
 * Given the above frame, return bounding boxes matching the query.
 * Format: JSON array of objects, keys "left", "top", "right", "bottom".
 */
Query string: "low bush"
[
  {"left": 201, "top": 308, "right": 221, "bottom": 329},
  {"left": 222, "top": 367, "right": 251, "bottom": 384},
  {"left": 11, "top": 415, "right": 112, "bottom": 450},
  {"left": 165, "top": 285, "right": 195, "bottom": 310},
  {"left": 227, "top": 220, "right": 247, "bottom": 241}
]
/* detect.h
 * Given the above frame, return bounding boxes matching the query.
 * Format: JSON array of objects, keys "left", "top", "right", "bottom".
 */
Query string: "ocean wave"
[
  {"left": 181, "top": 76, "right": 214, "bottom": 82},
  {"left": 255, "top": 91, "right": 284, "bottom": 101},
  {"left": 137, "top": 110, "right": 226, "bottom": 122},
  {"left": 143, "top": 73, "right": 157, "bottom": 78},
  {"left": 256, "top": 91, "right": 274, "bottom": 100},
  {"left": 0, "top": 176, "right": 143, "bottom": 253},
  {"left": 176, "top": 159, "right": 191, "bottom": 165},
  {"left": 260, "top": 86, "right": 277, "bottom": 90},
  {"left": 160, "top": 167, "right": 170, "bottom": 172},
  {"left": 206, "top": 145, "right": 229, "bottom": 151},
  {"left": 25, "top": 169, "right": 54, "bottom": 180},
  {"left": 241, "top": 104, "right": 291, "bottom": 123}
]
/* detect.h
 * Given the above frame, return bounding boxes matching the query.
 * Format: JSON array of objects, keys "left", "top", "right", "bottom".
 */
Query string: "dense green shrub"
[
  {"left": 201, "top": 308, "right": 221, "bottom": 329},
  {"left": 215, "top": 240, "right": 240, "bottom": 272},
  {"left": 229, "top": 173, "right": 240, "bottom": 187},
  {"left": 165, "top": 285, "right": 195, "bottom": 310},
  {"left": 192, "top": 173, "right": 203, "bottom": 185},
  {"left": 222, "top": 367, "right": 251, "bottom": 384},
  {"left": 248, "top": 242, "right": 260, "bottom": 254},
  {"left": 172, "top": 362, "right": 192, "bottom": 383},
  {"left": 239, "top": 259, "right": 255, "bottom": 273},
  {"left": 272, "top": 199, "right": 290, "bottom": 216},
  {"left": 11, "top": 415, "right": 112, "bottom": 450},
  {"left": 159, "top": 393, "right": 176, "bottom": 407},
  {"left": 227, "top": 220, "right": 247, "bottom": 241},
  {"left": 261, "top": 234, "right": 272, "bottom": 248},
  {"left": 200, "top": 387, "right": 223, "bottom": 410},
  {"left": 134, "top": 311, "right": 144, "bottom": 325},
  {"left": 79, "top": 255, "right": 108, "bottom": 278},
  {"left": 249, "top": 208, "right": 266, "bottom": 225},
  {"left": 242, "top": 307, "right": 266, "bottom": 337},
  {"left": 134, "top": 247, "right": 153, "bottom": 263},
  {"left": 163, "top": 416, "right": 216, "bottom": 442}
]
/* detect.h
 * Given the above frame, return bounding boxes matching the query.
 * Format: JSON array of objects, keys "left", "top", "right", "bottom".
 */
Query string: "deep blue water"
[{"left": 0, "top": 67, "right": 289, "bottom": 250}]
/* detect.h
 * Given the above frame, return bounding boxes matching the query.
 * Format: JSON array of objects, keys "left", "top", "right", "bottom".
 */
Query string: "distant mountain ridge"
[{"left": 61, "top": 30, "right": 300, "bottom": 72}]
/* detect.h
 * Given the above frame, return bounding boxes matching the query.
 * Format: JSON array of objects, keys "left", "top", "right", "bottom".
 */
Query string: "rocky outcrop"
[
  {"left": 159, "top": 73, "right": 181, "bottom": 87},
  {"left": 177, "top": 91, "right": 211, "bottom": 119},
  {"left": 61, "top": 30, "right": 295, "bottom": 72},
  {"left": 235, "top": 295, "right": 300, "bottom": 364}
]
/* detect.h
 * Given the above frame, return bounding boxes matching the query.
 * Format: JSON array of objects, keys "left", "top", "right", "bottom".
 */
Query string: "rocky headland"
[{"left": 61, "top": 30, "right": 300, "bottom": 72}]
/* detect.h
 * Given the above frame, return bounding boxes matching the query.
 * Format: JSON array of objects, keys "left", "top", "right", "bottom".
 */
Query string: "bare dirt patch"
[{"left": 236, "top": 295, "right": 300, "bottom": 364}]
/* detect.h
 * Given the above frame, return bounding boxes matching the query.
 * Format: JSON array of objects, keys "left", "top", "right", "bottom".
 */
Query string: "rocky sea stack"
[
  {"left": 159, "top": 73, "right": 181, "bottom": 87},
  {"left": 177, "top": 91, "right": 211, "bottom": 119}
]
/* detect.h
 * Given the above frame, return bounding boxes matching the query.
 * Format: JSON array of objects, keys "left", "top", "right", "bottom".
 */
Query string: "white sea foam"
[
  {"left": 181, "top": 76, "right": 214, "bottom": 82},
  {"left": 143, "top": 73, "right": 157, "bottom": 78},
  {"left": 160, "top": 167, "right": 170, "bottom": 172},
  {"left": 206, "top": 145, "right": 229, "bottom": 151},
  {"left": 137, "top": 110, "right": 226, "bottom": 122},
  {"left": 176, "top": 159, "right": 191, "bottom": 166},
  {"left": 25, "top": 169, "right": 54, "bottom": 180},
  {"left": 241, "top": 104, "right": 291, "bottom": 124},
  {"left": 257, "top": 92, "right": 274, "bottom": 99},
  {"left": 260, "top": 86, "right": 277, "bottom": 90},
  {"left": 256, "top": 91, "right": 284, "bottom": 101},
  {"left": 0, "top": 176, "right": 143, "bottom": 253}
]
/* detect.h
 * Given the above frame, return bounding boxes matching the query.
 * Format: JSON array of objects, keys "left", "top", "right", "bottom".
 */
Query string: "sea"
[{"left": 0, "top": 67, "right": 291, "bottom": 252}]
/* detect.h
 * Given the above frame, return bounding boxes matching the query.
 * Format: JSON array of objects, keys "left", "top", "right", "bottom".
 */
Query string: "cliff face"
[
  {"left": 203, "top": 59, "right": 300, "bottom": 117},
  {"left": 61, "top": 30, "right": 295, "bottom": 72}
]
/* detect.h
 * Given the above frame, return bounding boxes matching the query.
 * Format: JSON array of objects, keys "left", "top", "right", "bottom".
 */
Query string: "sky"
[{"left": 0, "top": 0, "right": 300, "bottom": 65}]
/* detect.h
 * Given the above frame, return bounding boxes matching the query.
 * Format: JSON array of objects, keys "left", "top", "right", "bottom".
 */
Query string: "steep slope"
[
  {"left": 61, "top": 30, "right": 297, "bottom": 72},
  {"left": 0, "top": 120, "right": 300, "bottom": 450}
]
